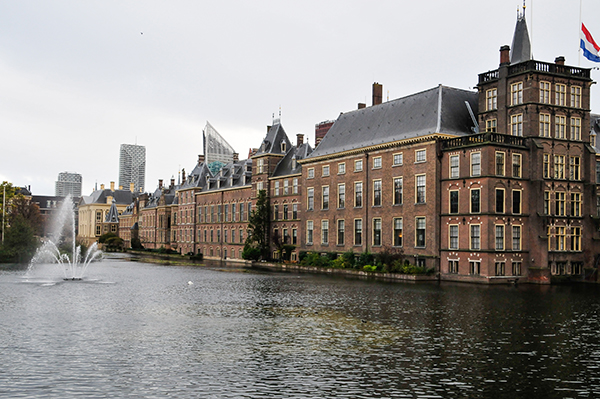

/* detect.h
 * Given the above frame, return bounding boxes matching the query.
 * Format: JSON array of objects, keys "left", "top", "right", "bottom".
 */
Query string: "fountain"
[{"left": 27, "top": 194, "right": 102, "bottom": 280}]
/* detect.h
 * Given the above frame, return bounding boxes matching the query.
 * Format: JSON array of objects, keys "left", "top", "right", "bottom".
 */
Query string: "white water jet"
[{"left": 27, "top": 194, "right": 102, "bottom": 280}]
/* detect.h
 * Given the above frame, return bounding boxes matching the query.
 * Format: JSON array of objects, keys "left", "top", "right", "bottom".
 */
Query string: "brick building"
[{"left": 117, "top": 14, "right": 600, "bottom": 283}]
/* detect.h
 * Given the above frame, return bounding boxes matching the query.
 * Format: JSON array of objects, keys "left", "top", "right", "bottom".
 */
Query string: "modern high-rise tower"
[
  {"left": 203, "top": 121, "right": 235, "bottom": 174},
  {"left": 119, "top": 144, "right": 146, "bottom": 193},
  {"left": 55, "top": 172, "right": 82, "bottom": 198}
]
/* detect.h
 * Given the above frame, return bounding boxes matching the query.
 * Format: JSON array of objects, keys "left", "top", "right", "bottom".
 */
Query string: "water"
[{"left": 1, "top": 255, "right": 600, "bottom": 398}]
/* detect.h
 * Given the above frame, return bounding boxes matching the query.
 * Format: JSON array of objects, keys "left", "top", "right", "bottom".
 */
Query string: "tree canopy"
[{"left": 243, "top": 189, "right": 270, "bottom": 260}]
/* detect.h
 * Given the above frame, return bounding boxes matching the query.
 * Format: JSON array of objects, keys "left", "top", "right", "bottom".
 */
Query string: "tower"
[
  {"left": 119, "top": 144, "right": 146, "bottom": 193},
  {"left": 55, "top": 172, "right": 82, "bottom": 198}
]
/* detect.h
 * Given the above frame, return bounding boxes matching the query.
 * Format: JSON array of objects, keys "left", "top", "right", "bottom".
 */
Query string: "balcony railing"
[
  {"left": 478, "top": 60, "right": 591, "bottom": 85},
  {"left": 441, "top": 132, "right": 527, "bottom": 150}
]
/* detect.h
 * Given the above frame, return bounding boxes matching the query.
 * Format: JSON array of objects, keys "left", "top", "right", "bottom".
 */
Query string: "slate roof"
[
  {"left": 590, "top": 113, "right": 600, "bottom": 153},
  {"left": 80, "top": 188, "right": 133, "bottom": 206},
  {"left": 105, "top": 200, "right": 119, "bottom": 223},
  {"left": 272, "top": 142, "right": 313, "bottom": 177},
  {"left": 255, "top": 123, "right": 292, "bottom": 156},
  {"left": 204, "top": 158, "right": 252, "bottom": 192},
  {"left": 306, "top": 85, "right": 478, "bottom": 159},
  {"left": 510, "top": 15, "right": 532, "bottom": 64}
]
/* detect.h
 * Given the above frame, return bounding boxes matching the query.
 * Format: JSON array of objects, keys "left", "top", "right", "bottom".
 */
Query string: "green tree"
[
  {"left": 0, "top": 215, "right": 38, "bottom": 263},
  {"left": 0, "top": 181, "right": 16, "bottom": 239},
  {"left": 10, "top": 195, "right": 43, "bottom": 236},
  {"left": 244, "top": 189, "right": 270, "bottom": 260}
]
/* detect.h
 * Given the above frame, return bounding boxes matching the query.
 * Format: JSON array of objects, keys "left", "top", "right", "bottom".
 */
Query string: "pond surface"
[{"left": 1, "top": 254, "right": 600, "bottom": 398}]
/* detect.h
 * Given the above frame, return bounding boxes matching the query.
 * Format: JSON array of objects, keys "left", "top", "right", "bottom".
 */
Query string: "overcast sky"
[{"left": 2, "top": 0, "right": 600, "bottom": 196}]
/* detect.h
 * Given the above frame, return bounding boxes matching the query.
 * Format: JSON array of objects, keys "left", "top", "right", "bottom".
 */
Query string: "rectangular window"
[
  {"left": 272, "top": 205, "right": 278, "bottom": 221},
  {"left": 225, "top": 204, "right": 230, "bottom": 222},
  {"left": 556, "top": 226, "right": 566, "bottom": 251},
  {"left": 338, "top": 163, "right": 346, "bottom": 174},
  {"left": 496, "top": 152, "right": 505, "bottom": 176},
  {"left": 293, "top": 178, "right": 298, "bottom": 194},
  {"left": 415, "top": 149, "right": 426, "bottom": 163},
  {"left": 570, "top": 156, "right": 581, "bottom": 180},
  {"left": 338, "top": 184, "right": 345, "bottom": 209},
  {"left": 544, "top": 191, "right": 550, "bottom": 215},
  {"left": 486, "top": 119, "right": 497, "bottom": 133},
  {"left": 354, "top": 219, "right": 363, "bottom": 246},
  {"left": 292, "top": 228, "right": 297, "bottom": 245},
  {"left": 307, "top": 168, "right": 314, "bottom": 179},
  {"left": 355, "top": 182, "right": 363, "bottom": 207},
  {"left": 283, "top": 204, "right": 288, "bottom": 220},
  {"left": 512, "top": 190, "right": 522, "bottom": 214},
  {"left": 232, "top": 203, "right": 237, "bottom": 222},
  {"left": 512, "top": 154, "right": 522, "bottom": 178},
  {"left": 306, "top": 221, "right": 313, "bottom": 245},
  {"left": 450, "top": 190, "right": 459, "bottom": 214},
  {"left": 556, "top": 83, "right": 566, "bottom": 106},
  {"left": 511, "top": 82, "right": 523, "bottom": 105},
  {"left": 337, "top": 220, "right": 345, "bottom": 245},
  {"left": 355, "top": 159, "right": 363, "bottom": 172},
  {"left": 486, "top": 88, "right": 497, "bottom": 110},
  {"left": 512, "top": 262, "right": 522, "bottom": 276},
  {"left": 512, "top": 225, "right": 521, "bottom": 250},
  {"left": 307, "top": 188, "right": 314, "bottom": 211},
  {"left": 283, "top": 180, "right": 289, "bottom": 195},
  {"left": 495, "top": 262, "right": 506, "bottom": 276},
  {"left": 292, "top": 203, "right": 298, "bottom": 219},
  {"left": 511, "top": 114, "right": 523, "bottom": 136},
  {"left": 321, "top": 220, "right": 329, "bottom": 245},
  {"left": 373, "top": 180, "right": 382, "bottom": 206},
  {"left": 470, "top": 224, "right": 480, "bottom": 250},
  {"left": 373, "top": 218, "right": 382, "bottom": 246},
  {"left": 449, "top": 225, "right": 459, "bottom": 250},
  {"left": 471, "top": 152, "right": 481, "bottom": 176},
  {"left": 470, "top": 261, "right": 481, "bottom": 275},
  {"left": 416, "top": 175, "right": 426, "bottom": 204},
  {"left": 571, "top": 227, "right": 582, "bottom": 251},
  {"left": 570, "top": 117, "right": 581, "bottom": 140},
  {"left": 554, "top": 155, "right": 565, "bottom": 179},
  {"left": 540, "top": 81, "right": 550, "bottom": 103},
  {"left": 570, "top": 193, "right": 582, "bottom": 217},
  {"left": 471, "top": 189, "right": 481, "bottom": 213},
  {"left": 571, "top": 86, "right": 581, "bottom": 108},
  {"left": 539, "top": 114, "right": 551, "bottom": 137},
  {"left": 393, "top": 218, "right": 403, "bottom": 247},
  {"left": 543, "top": 154, "right": 550, "bottom": 179},
  {"left": 555, "top": 116, "right": 566, "bottom": 139},
  {"left": 495, "top": 225, "right": 505, "bottom": 250},
  {"left": 322, "top": 165, "right": 330, "bottom": 177},
  {"left": 257, "top": 159, "right": 264, "bottom": 173},
  {"left": 496, "top": 188, "right": 505, "bottom": 213},
  {"left": 322, "top": 186, "right": 329, "bottom": 210},
  {"left": 373, "top": 157, "right": 382, "bottom": 169},
  {"left": 450, "top": 155, "right": 459, "bottom": 178},
  {"left": 416, "top": 217, "right": 426, "bottom": 247},
  {"left": 393, "top": 153, "right": 403, "bottom": 166},
  {"left": 449, "top": 260, "right": 459, "bottom": 274},
  {"left": 393, "top": 177, "right": 403, "bottom": 205},
  {"left": 274, "top": 181, "right": 280, "bottom": 196},
  {"left": 555, "top": 192, "right": 566, "bottom": 216}
]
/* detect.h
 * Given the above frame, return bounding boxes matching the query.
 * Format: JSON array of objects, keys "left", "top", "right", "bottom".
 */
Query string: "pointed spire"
[{"left": 510, "top": 5, "right": 532, "bottom": 64}]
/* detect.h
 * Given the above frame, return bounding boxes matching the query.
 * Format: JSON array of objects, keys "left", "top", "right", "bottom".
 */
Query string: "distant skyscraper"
[
  {"left": 203, "top": 121, "right": 235, "bottom": 172},
  {"left": 55, "top": 172, "right": 82, "bottom": 198},
  {"left": 119, "top": 144, "right": 146, "bottom": 193}
]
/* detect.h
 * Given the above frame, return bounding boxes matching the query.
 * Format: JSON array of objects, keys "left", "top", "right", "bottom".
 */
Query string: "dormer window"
[
  {"left": 291, "top": 156, "right": 297, "bottom": 170},
  {"left": 281, "top": 142, "right": 287, "bottom": 153}
]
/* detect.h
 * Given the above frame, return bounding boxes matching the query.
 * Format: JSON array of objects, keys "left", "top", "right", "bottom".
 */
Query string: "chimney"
[
  {"left": 358, "top": 103, "right": 366, "bottom": 109},
  {"left": 181, "top": 168, "right": 186, "bottom": 182},
  {"left": 233, "top": 152, "right": 239, "bottom": 162},
  {"left": 555, "top": 56, "right": 565, "bottom": 65},
  {"left": 170, "top": 178, "right": 175, "bottom": 188},
  {"left": 119, "top": 185, "right": 123, "bottom": 190},
  {"left": 159, "top": 179, "right": 163, "bottom": 189},
  {"left": 296, "top": 134, "right": 304, "bottom": 146},
  {"left": 372, "top": 82, "right": 383, "bottom": 106},
  {"left": 100, "top": 184, "right": 105, "bottom": 190},
  {"left": 110, "top": 181, "right": 115, "bottom": 191},
  {"left": 198, "top": 154, "right": 205, "bottom": 163},
  {"left": 500, "top": 45, "right": 510, "bottom": 65},
  {"left": 130, "top": 182, "right": 134, "bottom": 192}
]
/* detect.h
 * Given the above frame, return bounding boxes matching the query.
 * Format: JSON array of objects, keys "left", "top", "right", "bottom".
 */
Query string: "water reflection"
[{"left": 1, "top": 258, "right": 599, "bottom": 398}]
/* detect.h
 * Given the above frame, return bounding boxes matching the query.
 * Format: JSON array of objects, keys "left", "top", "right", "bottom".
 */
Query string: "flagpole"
[{"left": 579, "top": 0, "right": 583, "bottom": 66}]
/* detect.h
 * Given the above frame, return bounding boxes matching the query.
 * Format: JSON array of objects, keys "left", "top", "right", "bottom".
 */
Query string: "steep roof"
[
  {"left": 254, "top": 123, "right": 292, "bottom": 156},
  {"left": 307, "top": 85, "right": 478, "bottom": 159},
  {"left": 272, "top": 142, "right": 313, "bottom": 177},
  {"left": 510, "top": 15, "right": 532, "bottom": 64},
  {"left": 105, "top": 200, "right": 119, "bottom": 223},
  {"left": 80, "top": 188, "right": 133, "bottom": 206}
]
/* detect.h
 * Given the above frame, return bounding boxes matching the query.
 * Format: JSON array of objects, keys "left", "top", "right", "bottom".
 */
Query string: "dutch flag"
[{"left": 581, "top": 23, "right": 600, "bottom": 62}]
